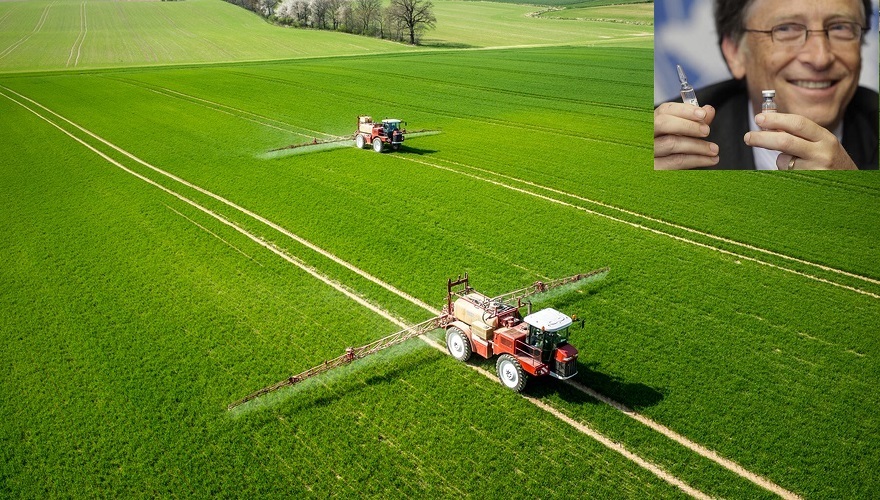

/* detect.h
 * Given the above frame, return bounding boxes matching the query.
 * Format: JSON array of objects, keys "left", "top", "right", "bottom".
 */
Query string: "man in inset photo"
[{"left": 654, "top": 0, "right": 879, "bottom": 170}]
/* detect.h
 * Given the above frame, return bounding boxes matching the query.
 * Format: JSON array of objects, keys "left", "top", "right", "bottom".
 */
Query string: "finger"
[
  {"left": 701, "top": 105, "right": 717, "bottom": 126},
  {"left": 744, "top": 130, "right": 812, "bottom": 158},
  {"left": 753, "top": 112, "right": 824, "bottom": 142},
  {"left": 655, "top": 112, "right": 711, "bottom": 139},
  {"left": 775, "top": 153, "right": 798, "bottom": 171},
  {"left": 655, "top": 134, "right": 719, "bottom": 158},
  {"left": 655, "top": 102, "right": 713, "bottom": 119},
  {"left": 655, "top": 153, "right": 721, "bottom": 170},
  {"left": 747, "top": 132, "right": 853, "bottom": 169}
]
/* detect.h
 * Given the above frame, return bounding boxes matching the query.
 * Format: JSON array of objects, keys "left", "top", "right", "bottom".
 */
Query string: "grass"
[{"left": 2, "top": 0, "right": 880, "bottom": 498}]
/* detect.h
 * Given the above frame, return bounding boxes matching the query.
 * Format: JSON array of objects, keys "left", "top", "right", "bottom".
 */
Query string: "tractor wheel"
[
  {"left": 392, "top": 144, "right": 400, "bottom": 151},
  {"left": 372, "top": 137, "right": 384, "bottom": 153},
  {"left": 496, "top": 354, "right": 527, "bottom": 392},
  {"left": 355, "top": 134, "right": 366, "bottom": 149},
  {"left": 446, "top": 327, "right": 472, "bottom": 362}
]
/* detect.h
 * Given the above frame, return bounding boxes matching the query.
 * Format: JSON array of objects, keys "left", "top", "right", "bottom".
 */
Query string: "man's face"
[{"left": 722, "top": 0, "right": 865, "bottom": 130}]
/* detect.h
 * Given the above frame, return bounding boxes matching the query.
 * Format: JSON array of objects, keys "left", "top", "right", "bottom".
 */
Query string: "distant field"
[
  {"left": 0, "top": 0, "right": 652, "bottom": 72},
  {"left": 3, "top": 0, "right": 880, "bottom": 498},
  {"left": 469, "top": 0, "right": 651, "bottom": 7},
  {"left": 543, "top": 3, "right": 654, "bottom": 23},
  {"left": 427, "top": 1, "right": 653, "bottom": 48}
]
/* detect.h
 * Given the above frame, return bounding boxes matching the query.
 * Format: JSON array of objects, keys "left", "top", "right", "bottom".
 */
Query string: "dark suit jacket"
[{"left": 693, "top": 79, "right": 878, "bottom": 170}]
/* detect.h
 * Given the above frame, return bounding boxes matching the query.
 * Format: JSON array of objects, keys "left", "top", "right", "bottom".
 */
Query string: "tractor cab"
[
  {"left": 524, "top": 308, "right": 573, "bottom": 363},
  {"left": 382, "top": 119, "right": 404, "bottom": 136}
]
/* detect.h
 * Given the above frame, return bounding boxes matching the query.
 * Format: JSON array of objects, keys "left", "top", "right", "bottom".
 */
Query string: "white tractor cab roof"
[
  {"left": 382, "top": 119, "right": 402, "bottom": 124},
  {"left": 523, "top": 308, "right": 572, "bottom": 332}
]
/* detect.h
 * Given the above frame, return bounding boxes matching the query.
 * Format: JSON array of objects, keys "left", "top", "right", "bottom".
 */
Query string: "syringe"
[{"left": 677, "top": 65, "right": 699, "bottom": 107}]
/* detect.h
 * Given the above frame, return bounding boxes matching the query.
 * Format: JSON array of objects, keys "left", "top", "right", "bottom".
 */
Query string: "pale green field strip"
[
  {"left": 64, "top": 1, "right": 86, "bottom": 68},
  {"left": 543, "top": 3, "right": 654, "bottom": 23},
  {"left": 1, "top": 84, "right": 717, "bottom": 500},
  {"left": 0, "top": 1, "right": 52, "bottom": 61},
  {"left": 0, "top": 84, "right": 808, "bottom": 499}
]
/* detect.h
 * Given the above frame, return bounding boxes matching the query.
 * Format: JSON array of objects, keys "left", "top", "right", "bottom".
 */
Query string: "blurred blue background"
[{"left": 654, "top": 0, "right": 880, "bottom": 105}]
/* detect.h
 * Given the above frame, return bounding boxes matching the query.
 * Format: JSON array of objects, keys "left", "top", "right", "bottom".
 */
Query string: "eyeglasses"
[{"left": 743, "top": 22, "right": 866, "bottom": 46}]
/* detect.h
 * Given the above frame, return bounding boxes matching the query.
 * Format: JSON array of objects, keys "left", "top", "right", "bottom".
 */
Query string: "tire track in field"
[
  {"left": 66, "top": 1, "right": 87, "bottom": 68},
  {"left": 0, "top": 1, "right": 53, "bottom": 61},
  {"left": 396, "top": 155, "right": 880, "bottom": 299},
  {"left": 154, "top": 7, "right": 237, "bottom": 61},
  {"left": 0, "top": 10, "right": 15, "bottom": 29},
  {"left": 105, "top": 76, "right": 342, "bottom": 141},
  {"left": 2, "top": 87, "right": 714, "bottom": 500}
]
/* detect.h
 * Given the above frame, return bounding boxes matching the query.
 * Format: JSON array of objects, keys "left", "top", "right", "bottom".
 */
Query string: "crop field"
[{"left": 2, "top": 0, "right": 880, "bottom": 498}]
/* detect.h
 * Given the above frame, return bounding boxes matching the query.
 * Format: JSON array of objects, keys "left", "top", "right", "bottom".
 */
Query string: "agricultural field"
[{"left": 2, "top": 0, "right": 880, "bottom": 498}]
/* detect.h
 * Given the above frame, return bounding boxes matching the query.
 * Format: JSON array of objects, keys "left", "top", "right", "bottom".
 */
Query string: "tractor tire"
[
  {"left": 446, "top": 327, "right": 472, "bottom": 362},
  {"left": 372, "top": 137, "right": 384, "bottom": 153},
  {"left": 355, "top": 134, "right": 366, "bottom": 149},
  {"left": 496, "top": 354, "right": 527, "bottom": 392}
]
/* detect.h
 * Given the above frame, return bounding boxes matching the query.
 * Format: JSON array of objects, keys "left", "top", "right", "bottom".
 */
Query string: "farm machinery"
[
  {"left": 355, "top": 115, "right": 405, "bottom": 153},
  {"left": 442, "top": 273, "right": 584, "bottom": 391},
  {"left": 227, "top": 268, "right": 608, "bottom": 410}
]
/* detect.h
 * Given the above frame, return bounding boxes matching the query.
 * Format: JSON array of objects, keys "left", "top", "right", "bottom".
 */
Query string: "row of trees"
[{"left": 226, "top": 0, "right": 436, "bottom": 45}]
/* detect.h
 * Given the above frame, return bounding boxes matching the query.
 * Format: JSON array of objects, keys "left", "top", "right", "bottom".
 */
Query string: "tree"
[
  {"left": 329, "top": 0, "right": 347, "bottom": 30},
  {"left": 387, "top": 0, "right": 435, "bottom": 45},
  {"left": 351, "top": 0, "right": 381, "bottom": 36},
  {"left": 311, "top": 0, "right": 334, "bottom": 29},
  {"left": 276, "top": 0, "right": 311, "bottom": 25}
]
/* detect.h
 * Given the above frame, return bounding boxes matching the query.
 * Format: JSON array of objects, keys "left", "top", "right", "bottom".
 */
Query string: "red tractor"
[
  {"left": 441, "top": 275, "right": 581, "bottom": 392},
  {"left": 355, "top": 115, "right": 405, "bottom": 153}
]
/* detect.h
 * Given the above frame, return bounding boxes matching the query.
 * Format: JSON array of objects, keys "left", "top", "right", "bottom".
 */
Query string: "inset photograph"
[{"left": 654, "top": 0, "right": 879, "bottom": 169}]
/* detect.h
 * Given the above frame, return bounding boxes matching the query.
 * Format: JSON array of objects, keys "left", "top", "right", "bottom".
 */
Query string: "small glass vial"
[
  {"left": 677, "top": 65, "right": 699, "bottom": 106},
  {"left": 760, "top": 90, "right": 776, "bottom": 130}
]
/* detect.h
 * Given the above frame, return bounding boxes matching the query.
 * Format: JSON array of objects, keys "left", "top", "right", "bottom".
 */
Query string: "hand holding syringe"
[{"left": 654, "top": 65, "right": 719, "bottom": 169}]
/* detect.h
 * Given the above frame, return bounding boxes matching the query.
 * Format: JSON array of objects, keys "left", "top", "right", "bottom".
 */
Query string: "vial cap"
[{"left": 762, "top": 89, "right": 776, "bottom": 98}]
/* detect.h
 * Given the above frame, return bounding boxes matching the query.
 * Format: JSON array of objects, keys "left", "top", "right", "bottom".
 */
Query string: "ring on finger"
[{"left": 787, "top": 156, "right": 797, "bottom": 170}]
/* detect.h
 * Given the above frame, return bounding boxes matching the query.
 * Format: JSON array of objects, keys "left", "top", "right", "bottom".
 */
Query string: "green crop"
[{"left": 2, "top": 1, "right": 880, "bottom": 498}]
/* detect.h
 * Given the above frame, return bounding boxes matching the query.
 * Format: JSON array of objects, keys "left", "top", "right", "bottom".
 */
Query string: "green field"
[{"left": 2, "top": 0, "right": 880, "bottom": 498}]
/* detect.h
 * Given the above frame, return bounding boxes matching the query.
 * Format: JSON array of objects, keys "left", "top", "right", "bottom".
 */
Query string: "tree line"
[{"left": 226, "top": 0, "right": 436, "bottom": 45}]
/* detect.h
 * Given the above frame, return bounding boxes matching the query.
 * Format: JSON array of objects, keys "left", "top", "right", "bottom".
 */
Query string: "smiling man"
[{"left": 655, "top": 0, "right": 878, "bottom": 170}]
